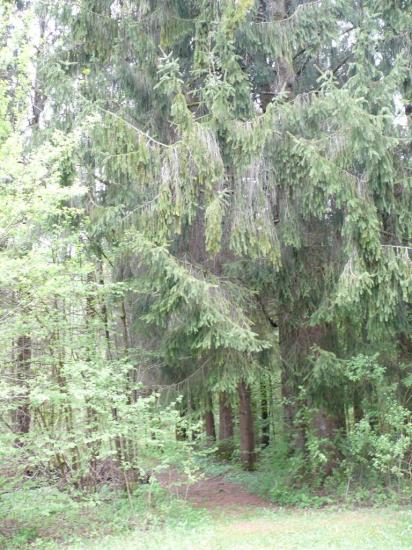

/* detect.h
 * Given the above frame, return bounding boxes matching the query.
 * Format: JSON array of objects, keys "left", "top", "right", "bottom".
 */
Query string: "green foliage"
[
  {"left": 309, "top": 352, "right": 412, "bottom": 484},
  {"left": 0, "top": 479, "right": 208, "bottom": 549},
  {"left": 120, "top": 230, "right": 268, "bottom": 354},
  {"left": 2, "top": 0, "right": 412, "bottom": 513}
]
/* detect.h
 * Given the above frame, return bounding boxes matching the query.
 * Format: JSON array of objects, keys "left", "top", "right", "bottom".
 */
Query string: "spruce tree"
[{"left": 10, "top": 0, "right": 412, "bottom": 475}]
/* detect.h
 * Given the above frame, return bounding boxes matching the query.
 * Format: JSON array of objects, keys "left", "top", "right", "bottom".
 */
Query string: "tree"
[{"left": 2, "top": 0, "right": 412, "bottom": 487}]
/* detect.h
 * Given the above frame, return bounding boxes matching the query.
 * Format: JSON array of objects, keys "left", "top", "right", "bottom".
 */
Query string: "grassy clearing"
[
  {"left": 2, "top": 479, "right": 412, "bottom": 549},
  {"left": 67, "top": 506, "right": 412, "bottom": 550}
]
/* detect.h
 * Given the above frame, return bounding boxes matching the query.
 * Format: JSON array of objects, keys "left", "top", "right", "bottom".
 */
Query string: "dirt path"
[{"left": 156, "top": 469, "right": 273, "bottom": 510}]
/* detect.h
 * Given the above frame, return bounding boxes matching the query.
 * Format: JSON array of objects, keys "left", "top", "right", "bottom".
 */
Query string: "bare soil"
[{"left": 156, "top": 469, "right": 274, "bottom": 510}]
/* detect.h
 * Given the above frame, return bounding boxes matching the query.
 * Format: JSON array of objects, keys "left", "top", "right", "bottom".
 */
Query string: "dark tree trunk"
[
  {"left": 238, "top": 380, "right": 256, "bottom": 471},
  {"left": 312, "top": 408, "right": 344, "bottom": 477},
  {"left": 218, "top": 391, "right": 234, "bottom": 458},
  {"left": 260, "top": 380, "right": 270, "bottom": 448},
  {"left": 204, "top": 395, "right": 216, "bottom": 442},
  {"left": 15, "top": 335, "right": 31, "bottom": 438},
  {"left": 353, "top": 388, "right": 363, "bottom": 424},
  {"left": 279, "top": 321, "right": 306, "bottom": 453},
  {"left": 219, "top": 392, "right": 234, "bottom": 439},
  {"left": 279, "top": 311, "right": 346, "bottom": 461},
  {"left": 280, "top": 371, "right": 306, "bottom": 452},
  {"left": 279, "top": 319, "right": 339, "bottom": 453}
]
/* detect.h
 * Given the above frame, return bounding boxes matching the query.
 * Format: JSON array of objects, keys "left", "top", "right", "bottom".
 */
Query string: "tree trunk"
[
  {"left": 312, "top": 408, "right": 343, "bottom": 477},
  {"left": 238, "top": 380, "right": 256, "bottom": 471},
  {"left": 85, "top": 271, "right": 101, "bottom": 478},
  {"left": 353, "top": 388, "right": 363, "bottom": 424},
  {"left": 279, "top": 312, "right": 345, "bottom": 460},
  {"left": 204, "top": 395, "right": 216, "bottom": 443},
  {"left": 218, "top": 391, "right": 234, "bottom": 458},
  {"left": 279, "top": 320, "right": 306, "bottom": 453},
  {"left": 260, "top": 380, "right": 270, "bottom": 448},
  {"left": 259, "top": 0, "right": 295, "bottom": 112},
  {"left": 13, "top": 12, "right": 46, "bottom": 445},
  {"left": 15, "top": 335, "right": 31, "bottom": 439}
]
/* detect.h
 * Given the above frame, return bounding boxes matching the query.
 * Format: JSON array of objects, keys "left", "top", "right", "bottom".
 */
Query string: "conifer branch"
[
  {"left": 254, "top": 0, "right": 323, "bottom": 25},
  {"left": 94, "top": 105, "right": 177, "bottom": 149}
]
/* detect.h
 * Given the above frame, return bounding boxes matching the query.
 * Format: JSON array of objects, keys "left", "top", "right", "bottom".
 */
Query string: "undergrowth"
[
  {"left": 198, "top": 446, "right": 412, "bottom": 510},
  {"left": 0, "top": 476, "right": 208, "bottom": 549},
  {"left": 4, "top": 450, "right": 412, "bottom": 549}
]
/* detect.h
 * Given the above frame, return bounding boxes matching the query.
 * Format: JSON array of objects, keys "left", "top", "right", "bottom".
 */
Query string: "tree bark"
[
  {"left": 312, "top": 408, "right": 343, "bottom": 477},
  {"left": 238, "top": 380, "right": 256, "bottom": 471},
  {"left": 204, "top": 394, "right": 216, "bottom": 442},
  {"left": 260, "top": 380, "right": 270, "bottom": 448},
  {"left": 259, "top": 0, "right": 295, "bottom": 112},
  {"left": 219, "top": 391, "right": 234, "bottom": 439},
  {"left": 218, "top": 391, "right": 234, "bottom": 458}
]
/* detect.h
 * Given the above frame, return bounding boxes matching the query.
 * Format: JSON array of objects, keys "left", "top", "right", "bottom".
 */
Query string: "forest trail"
[
  {"left": 147, "top": 474, "right": 410, "bottom": 550},
  {"left": 156, "top": 469, "right": 273, "bottom": 510}
]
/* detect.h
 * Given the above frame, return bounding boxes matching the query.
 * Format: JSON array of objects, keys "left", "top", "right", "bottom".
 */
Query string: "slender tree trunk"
[
  {"left": 97, "top": 260, "right": 112, "bottom": 358},
  {"left": 13, "top": 12, "right": 45, "bottom": 446},
  {"left": 120, "top": 299, "right": 139, "bottom": 404},
  {"left": 238, "top": 380, "right": 256, "bottom": 471},
  {"left": 29, "top": 17, "right": 46, "bottom": 127},
  {"left": 96, "top": 262, "right": 125, "bottom": 469},
  {"left": 109, "top": 280, "right": 139, "bottom": 483},
  {"left": 219, "top": 392, "right": 234, "bottom": 439},
  {"left": 218, "top": 391, "right": 234, "bottom": 458},
  {"left": 15, "top": 335, "right": 31, "bottom": 439},
  {"left": 260, "top": 380, "right": 270, "bottom": 448},
  {"left": 204, "top": 394, "right": 216, "bottom": 443},
  {"left": 85, "top": 271, "right": 101, "bottom": 479}
]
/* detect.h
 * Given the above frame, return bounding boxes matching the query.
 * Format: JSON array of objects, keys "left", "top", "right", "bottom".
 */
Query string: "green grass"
[
  {"left": 0, "top": 480, "right": 206, "bottom": 549},
  {"left": 2, "top": 479, "right": 412, "bottom": 549},
  {"left": 67, "top": 507, "right": 412, "bottom": 550}
]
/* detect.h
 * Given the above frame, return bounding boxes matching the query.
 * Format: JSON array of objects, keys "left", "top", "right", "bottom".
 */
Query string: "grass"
[
  {"left": 0, "top": 464, "right": 412, "bottom": 550},
  {"left": 67, "top": 507, "right": 412, "bottom": 549},
  {"left": 198, "top": 454, "right": 412, "bottom": 508},
  {"left": 2, "top": 475, "right": 412, "bottom": 549},
  {"left": 0, "top": 480, "right": 206, "bottom": 549}
]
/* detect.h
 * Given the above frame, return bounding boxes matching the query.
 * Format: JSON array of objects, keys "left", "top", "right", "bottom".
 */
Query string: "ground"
[
  {"left": 68, "top": 507, "right": 412, "bottom": 550},
  {"left": 156, "top": 468, "right": 273, "bottom": 509},
  {"left": 2, "top": 469, "right": 412, "bottom": 549}
]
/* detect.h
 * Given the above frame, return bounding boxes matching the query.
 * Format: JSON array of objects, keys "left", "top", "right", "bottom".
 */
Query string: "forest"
[{"left": 2, "top": 0, "right": 412, "bottom": 548}]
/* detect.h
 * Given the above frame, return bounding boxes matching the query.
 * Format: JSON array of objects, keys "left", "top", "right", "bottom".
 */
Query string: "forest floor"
[
  {"left": 156, "top": 467, "right": 273, "bottom": 509},
  {"left": 2, "top": 467, "right": 412, "bottom": 549}
]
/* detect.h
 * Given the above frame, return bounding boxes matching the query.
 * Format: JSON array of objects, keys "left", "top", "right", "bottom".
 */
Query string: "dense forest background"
[{"left": 2, "top": 0, "right": 412, "bottom": 505}]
